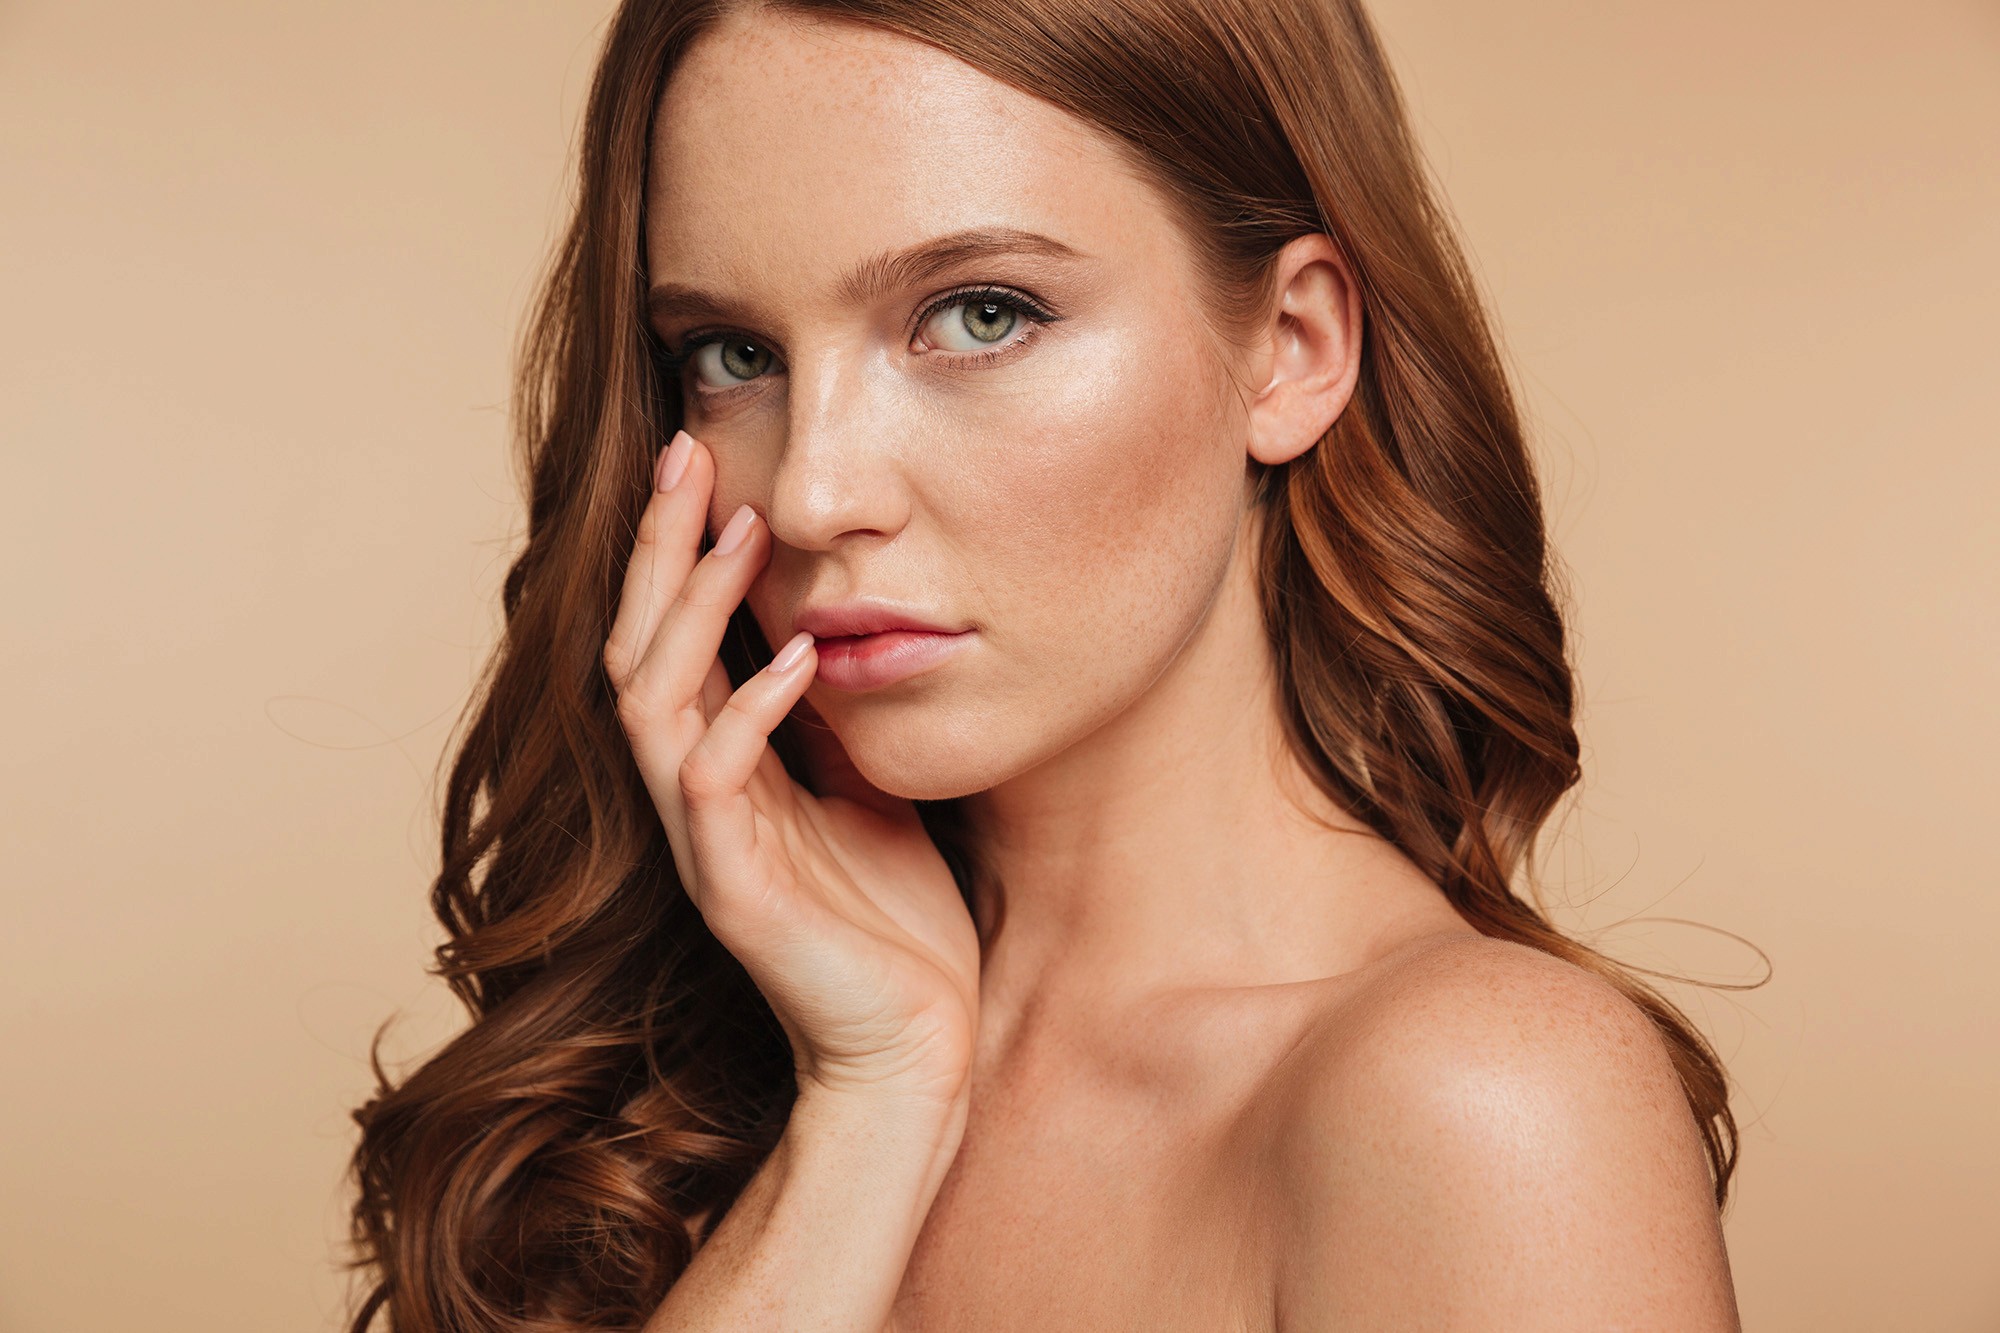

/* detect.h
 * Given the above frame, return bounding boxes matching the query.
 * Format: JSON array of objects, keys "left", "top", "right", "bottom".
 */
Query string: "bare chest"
[
  {"left": 893, "top": 1113, "right": 1274, "bottom": 1331},
  {"left": 889, "top": 1031, "right": 1298, "bottom": 1332}
]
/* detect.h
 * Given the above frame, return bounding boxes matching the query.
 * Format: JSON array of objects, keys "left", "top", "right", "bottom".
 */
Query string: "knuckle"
[
  {"left": 676, "top": 555, "right": 748, "bottom": 612},
  {"left": 678, "top": 750, "right": 726, "bottom": 807},
  {"left": 717, "top": 688, "right": 760, "bottom": 729},
  {"left": 680, "top": 748, "right": 720, "bottom": 800},
  {"left": 603, "top": 636, "right": 634, "bottom": 683},
  {"left": 614, "top": 679, "right": 661, "bottom": 737},
  {"left": 669, "top": 579, "right": 728, "bottom": 614},
  {"left": 633, "top": 500, "right": 665, "bottom": 548}
]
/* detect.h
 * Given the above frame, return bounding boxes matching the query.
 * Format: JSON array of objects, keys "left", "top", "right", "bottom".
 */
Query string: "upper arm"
[{"left": 1272, "top": 937, "right": 1739, "bottom": 1332}]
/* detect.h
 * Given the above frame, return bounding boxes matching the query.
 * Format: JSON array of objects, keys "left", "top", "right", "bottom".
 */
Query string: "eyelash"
[{"left": 655, "top": 284, "right": 1059, "bottom": 393}]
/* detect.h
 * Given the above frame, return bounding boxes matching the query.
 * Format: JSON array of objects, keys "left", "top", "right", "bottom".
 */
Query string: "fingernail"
[
  {"left": 656, "top": 430, "right": 692, "bottom": 491},
  {"left": 714, "top": 503, "right": 757, "bottom": 555},
  {"left": 770, "top": 630, "right": 814, "bottom": 673}
]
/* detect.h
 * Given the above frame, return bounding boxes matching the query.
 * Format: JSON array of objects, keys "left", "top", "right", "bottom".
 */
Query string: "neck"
[{"left": 957, "top": 510, "right": 1454, "bottom": 1046}]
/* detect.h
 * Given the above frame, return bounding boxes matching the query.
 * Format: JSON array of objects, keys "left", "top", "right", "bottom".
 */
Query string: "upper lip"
[{"left": 793, "top": 600, "right": 965, "bottom": 639}]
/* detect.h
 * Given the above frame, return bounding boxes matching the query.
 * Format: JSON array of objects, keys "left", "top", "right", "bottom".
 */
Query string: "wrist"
[
  {"left": 788, "top": 1074, "right": 970, "bottom": 1194},
  {"left": 797, "top": 1055, "right": 971, "bottom": 1109},
  {"left": 793, "top": 1015, "right": 975, "bottom": 1112},
  {"left": 792, "top": 1068, "right": 970, "bottom": 1139}
]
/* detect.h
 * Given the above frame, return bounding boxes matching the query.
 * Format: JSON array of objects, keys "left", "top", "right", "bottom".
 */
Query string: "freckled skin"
[
  {"left": 647, "top": 10, "right": 1246, "bottom": 800},
  {"left": 642, "top": 9, "right": 1739, "bottom": 1330}
]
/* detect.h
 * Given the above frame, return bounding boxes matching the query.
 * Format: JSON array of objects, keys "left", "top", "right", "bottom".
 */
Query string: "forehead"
[{"left": 645, "top": 8, "right": 1181, "bottom": 293}]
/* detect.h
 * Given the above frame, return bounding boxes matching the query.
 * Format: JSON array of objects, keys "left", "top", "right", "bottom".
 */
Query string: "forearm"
[{"left": 642, "top": 1086, "right": 967, "bottom": 1332}]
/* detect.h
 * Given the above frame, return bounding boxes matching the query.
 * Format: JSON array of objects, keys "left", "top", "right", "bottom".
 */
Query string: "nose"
[{"left": 762, "top": 342, "right": 912, "bottom": 552}]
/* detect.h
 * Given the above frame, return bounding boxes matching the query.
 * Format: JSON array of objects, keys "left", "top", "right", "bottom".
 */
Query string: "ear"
[{"left": 1241, "top": 234, "right": 1363, "bottom": 467}]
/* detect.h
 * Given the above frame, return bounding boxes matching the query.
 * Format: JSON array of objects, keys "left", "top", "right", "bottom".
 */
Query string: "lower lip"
[{"left": 809, "top": 629, "right": 972, "bottom": 692}]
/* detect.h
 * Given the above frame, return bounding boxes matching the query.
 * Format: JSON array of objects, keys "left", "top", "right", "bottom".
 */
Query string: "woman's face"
[{"left": 644, "top": 7, "right": 1257, "bottom": 801}]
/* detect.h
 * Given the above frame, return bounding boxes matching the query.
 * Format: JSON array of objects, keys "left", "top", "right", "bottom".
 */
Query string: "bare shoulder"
[{"left": 1268, "top": 933, "right": 1739, "bottom": 1332}]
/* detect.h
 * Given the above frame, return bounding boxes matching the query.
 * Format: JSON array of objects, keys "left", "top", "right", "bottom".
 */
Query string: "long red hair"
[{"left": 346, "top": 1, "right": 1737, "bottom": 1327}]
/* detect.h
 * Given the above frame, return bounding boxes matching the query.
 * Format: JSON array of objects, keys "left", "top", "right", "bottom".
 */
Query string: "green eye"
[
  {"left": 692, "top": 338, "right": 773, "bottom": 387},
  {"left": 919, "top": 288, "right": 1053, "bottom": 354},
  {"left": 958, "top": 301, "right": 1016, "bottom": 344},
  {"left": 663, "top": 286, "right": 1056, "bottom": 398}
]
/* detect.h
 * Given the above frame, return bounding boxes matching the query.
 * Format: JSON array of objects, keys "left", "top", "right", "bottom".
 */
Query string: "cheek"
[{"left": 942, "top": 324, "right": 1242, "bottom": 699}]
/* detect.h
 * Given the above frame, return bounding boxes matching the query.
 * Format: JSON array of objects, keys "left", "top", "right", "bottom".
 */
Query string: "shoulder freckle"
[
  {"left": 1279, "top": 935, "right": 1696, "bottom": 1191},
  {"left": 1269, "top": 944, "right": 1736, "bottom": 1331}
]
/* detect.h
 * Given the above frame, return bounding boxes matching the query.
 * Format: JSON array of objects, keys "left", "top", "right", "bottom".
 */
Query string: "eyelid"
[
  {"left": 911, "top": 284, "right": 1059, "bottom": 343},
  {"left": 656, "top": 282, "right": 1062, "bottom": 393}
]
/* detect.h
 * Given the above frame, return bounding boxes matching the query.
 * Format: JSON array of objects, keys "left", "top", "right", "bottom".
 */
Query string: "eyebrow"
[{"left": 645, "top": 225, "right": 1089, "bottom": 328}]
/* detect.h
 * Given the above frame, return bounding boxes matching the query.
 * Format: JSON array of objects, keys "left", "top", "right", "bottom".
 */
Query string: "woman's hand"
[{"left": 603, "top": 428, "right": 980, "bottom": 1108}]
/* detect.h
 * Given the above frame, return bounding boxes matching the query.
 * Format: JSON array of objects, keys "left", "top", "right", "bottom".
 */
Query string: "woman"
[{"left": 348, "top": 0, "right": 1741, "bottom": 1327}]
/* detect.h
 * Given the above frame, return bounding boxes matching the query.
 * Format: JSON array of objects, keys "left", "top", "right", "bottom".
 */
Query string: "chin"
[{"left": 818, "top": 692, "right": 1043, "bottom": 802}]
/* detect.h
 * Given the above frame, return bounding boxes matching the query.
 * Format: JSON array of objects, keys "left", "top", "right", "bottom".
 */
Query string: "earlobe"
[{"left": 1244, "top": 235, "right": 1363, "bottom": 467}]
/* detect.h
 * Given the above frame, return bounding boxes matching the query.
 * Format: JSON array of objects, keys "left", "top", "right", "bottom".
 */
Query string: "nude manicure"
[
  {"left": 714, "top": 503, "right": 757, "bottom": 555},
  {"left": 770, "top": 631, "right": 814, "bottom": 673},
  {"left": 656, "top": 430, "right": 692, "bottom": 491}
]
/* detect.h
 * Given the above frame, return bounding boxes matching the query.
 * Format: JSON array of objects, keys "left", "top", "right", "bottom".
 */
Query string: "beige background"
[{"left": 2, "top": 1, "right": 1994, "bottom": 1329}]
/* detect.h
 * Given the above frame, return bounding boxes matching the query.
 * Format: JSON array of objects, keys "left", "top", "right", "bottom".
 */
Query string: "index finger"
[{"left": 604, "top": 429, "right": 709, "bottom": 692}]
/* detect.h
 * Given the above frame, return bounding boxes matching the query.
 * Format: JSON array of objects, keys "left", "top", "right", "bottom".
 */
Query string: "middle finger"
[
  {"left": 629, "top": 497, "right": 772, "bottom": 739},
  {"left": 605, "top": 429, "right": 709, "bottom": 691}
]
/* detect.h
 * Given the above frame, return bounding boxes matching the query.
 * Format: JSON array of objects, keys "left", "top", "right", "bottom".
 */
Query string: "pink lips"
[
  {"left": 810, "top": 629, "right": 970, "bottom": 691},
  {"left": 791, "top": 603, "right": 971, "bottom": 692}
]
